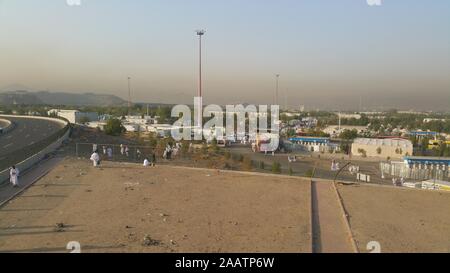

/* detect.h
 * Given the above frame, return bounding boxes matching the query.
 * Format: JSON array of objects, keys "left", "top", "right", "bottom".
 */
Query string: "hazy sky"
[{"left": 0, "top": 0, "right": 449, "bottom": 110}]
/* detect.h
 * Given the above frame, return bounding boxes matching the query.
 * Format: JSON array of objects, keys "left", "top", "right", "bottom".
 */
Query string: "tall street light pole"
[
  {"left": 127, "top": 76, "right": 132, "bottom": 117},
  {"left": 196, "top": 30, "right": 205, "bottom": 130},
  {"left": 275, "top": 74, "right": 280, "bottom": 106}
]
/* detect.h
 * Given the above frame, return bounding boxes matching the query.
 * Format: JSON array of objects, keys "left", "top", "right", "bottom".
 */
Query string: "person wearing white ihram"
[
  {"left": 90, "top": 150, "right": 100, "bottom": 167},
  {"left": 10, "top": 166, "right": 20, "bottom": 188},
  {"left": 143, "top": 158, "right": 150, "bottom": 167}
]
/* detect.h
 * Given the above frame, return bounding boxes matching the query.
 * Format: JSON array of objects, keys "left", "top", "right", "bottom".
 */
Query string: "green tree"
[
  {"left": 104, "top": 118, "right": 125, "bottom": 136},
  {"left": 339, "top": 129, "right": 358, "bottom": 140}
]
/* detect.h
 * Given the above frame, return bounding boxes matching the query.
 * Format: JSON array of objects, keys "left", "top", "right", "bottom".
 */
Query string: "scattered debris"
[
  {"left": 142, "top": 235, "right": 161, "bottom": 246},
  {"left": 54, "top": 223, "right": 66, "bottom": 232}
]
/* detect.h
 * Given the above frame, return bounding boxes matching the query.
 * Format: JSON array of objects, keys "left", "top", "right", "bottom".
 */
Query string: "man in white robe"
[
  {"left": 10, "top": 166, "right": 19, "bottom": 187},
  {"left": 143, "top": 158, "right": 150, "bottom": 167},
  {"left": 90, "top": 151, "right": 100, "bottom": 167}
]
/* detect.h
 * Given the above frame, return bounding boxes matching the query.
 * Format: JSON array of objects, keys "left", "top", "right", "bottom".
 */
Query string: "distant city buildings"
[
  {"left": 423, "top": 118, "right": 447, "bottom": 123},
  {"left": 47, "top": 109, "right": 98, "bottom": 124}
]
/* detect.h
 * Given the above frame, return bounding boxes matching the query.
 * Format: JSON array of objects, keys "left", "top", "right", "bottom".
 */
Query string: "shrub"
[
  {"left": 289, "top": 167, "right": 294, "bottom": 176},
  {"left": 272, "top": 162, "right": 281, "bottom": 174},
  {"left": 357, "top": 148, "right": 367, "bottom": 158},
  {"left": 104, "top": 118, "right": 125, "bottom": 136},
  {"left": 242, "top": 157, "right": 253, "bottom": 171},
  {"left": 201, "top": 143, "right": 208, "bottom": 154},
  {"left": 305, "top": 168, "right": 314, "bottom": 178},
  {"left": 259, "top": 161, "right": 265, "bottom": 170}
]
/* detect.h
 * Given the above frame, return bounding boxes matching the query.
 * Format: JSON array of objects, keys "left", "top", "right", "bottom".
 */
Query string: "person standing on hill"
[
  {"left": 10, "top": 166, "right": 19, "bottom": 188},
  {"left": 90, "top": 150, "right": 100, "bottom": 167}
]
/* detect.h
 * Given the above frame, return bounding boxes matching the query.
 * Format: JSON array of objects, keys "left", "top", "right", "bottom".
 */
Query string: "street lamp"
[
  {"left": 275, "top": 74, "right": 280, "bottom": 106},
  {"left": 195, "top": 29, "right": 206, "bottom": 130}
]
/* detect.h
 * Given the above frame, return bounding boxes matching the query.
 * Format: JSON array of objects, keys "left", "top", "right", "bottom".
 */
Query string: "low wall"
[
  {"left": 0, "top": 116, "right": 70, "bottom": 184},
  {"left": 0, "top": 114, "right": 67, "bottom": 127}
]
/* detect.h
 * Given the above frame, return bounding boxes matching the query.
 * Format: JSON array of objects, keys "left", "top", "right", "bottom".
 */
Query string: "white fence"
[{"left": 380, "top": 161, "right": 449, "bottom": 181}]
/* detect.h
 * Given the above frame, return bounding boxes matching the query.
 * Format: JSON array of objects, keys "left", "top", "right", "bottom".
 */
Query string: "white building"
[
  {"left": 338, "top": 113, "right": 362, "bottom": 120},
  {"left": 48, "top": 109, "right": 98, "bottom": 124},
  {"left": 323, "top": 125, "right": 368, "bottom": 137},
  {"left": 423, "top": 118, "right": 446, "bottom": 123},
  {"left": 86, "top": 121, "right": 107, "bottom": 130},
  {"left": 351, "top": 138, "right": 413, "bottom": 159},
  {"left": 124, "top": 115, "right": 158, "bottom": 125}
]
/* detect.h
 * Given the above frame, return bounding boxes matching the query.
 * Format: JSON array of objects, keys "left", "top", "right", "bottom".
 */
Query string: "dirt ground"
[
  {"left": 0, "top": 158, "right": 311, "bottom": 253},
  {"left": 337, "top": 184, "right": 450, "bottom": 253}
]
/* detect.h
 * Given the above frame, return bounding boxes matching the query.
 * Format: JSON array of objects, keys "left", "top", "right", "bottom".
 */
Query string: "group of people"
[
  {"left": 89, "top": 144, "right": 158, "bottom": 168},
  {"left": 392, "top": 177, "right": 405, "bottom": 187},
  {"left": 162, "top": 143, "right": 181, "bottom": 160}
]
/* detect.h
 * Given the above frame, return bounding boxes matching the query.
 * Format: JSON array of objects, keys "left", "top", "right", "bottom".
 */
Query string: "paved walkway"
[
  {"left": 0, "top": 157, "right": 63, "bottom": 207},
  {"left": 311, "top": 181, "right": 355, "bottom": 253}
]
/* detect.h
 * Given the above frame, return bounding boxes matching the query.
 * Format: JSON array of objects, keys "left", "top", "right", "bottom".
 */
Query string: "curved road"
[{"left": 0, "top": 116, "right": 63, "bottom": 160}]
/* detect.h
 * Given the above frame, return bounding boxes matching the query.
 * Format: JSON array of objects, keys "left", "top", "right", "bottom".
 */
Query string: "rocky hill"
[{"left": 0, "top": 91, "right": 126, "bottom": 106}]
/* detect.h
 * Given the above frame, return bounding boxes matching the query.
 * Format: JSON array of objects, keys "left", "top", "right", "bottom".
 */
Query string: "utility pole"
[
  {"left": 275, "top": 74, "right": 280, "bottom": 106},
  {"left": 127, "top": 76, "right": 132, "bottom": 116}
]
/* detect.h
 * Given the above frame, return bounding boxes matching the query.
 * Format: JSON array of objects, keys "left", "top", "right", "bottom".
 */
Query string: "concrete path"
[
  {"left": 0, "top": 156, "right": 63, "bottom": 207},
  {"left": 311, "top": 181, "right": 355, "bottom": 253}
]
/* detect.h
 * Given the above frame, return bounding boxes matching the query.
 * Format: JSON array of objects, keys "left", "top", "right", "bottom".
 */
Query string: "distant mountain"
[
  {"left": 0, "top": 90, "right": 44, "bottom": 105},
  {"left": 0, "top": 90, "right": 126, "bottom": 106}
]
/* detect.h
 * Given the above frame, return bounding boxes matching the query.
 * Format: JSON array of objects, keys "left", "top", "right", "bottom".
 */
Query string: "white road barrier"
[{"left": 0, "top": 116, "right": 70, "bottom": 184}]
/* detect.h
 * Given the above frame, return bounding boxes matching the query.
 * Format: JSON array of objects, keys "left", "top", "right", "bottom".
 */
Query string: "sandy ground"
[
  {"left": 0, "top": 158, "right": 311, "bottom": 253},
  {"left": 337, "top": 184, "right": 450, "bottom": 253},
  {"left": 311, "top": 182, "right": 354, "bottom": 253}
]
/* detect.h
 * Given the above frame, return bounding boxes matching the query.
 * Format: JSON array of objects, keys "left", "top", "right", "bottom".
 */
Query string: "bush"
[
  {"left": 376, "top": 147, "right": 382, "bottom": 155},
  {"left": 201, "top": 143, "right": 208, "bottom": 154},
  {"left": 148, "top": 133, "right": 158, "bottom": 148},
  {"left": 224, "top": 151, "right": 231, "bottom": 160},
  {"left": 232, "top": 153, "right": 244, "bottom": 162},
  {"left": 288, "top": 167, "right": 294, "bottom": 176},
  {"left": 242, "top": 157, "right": 253, "bottom": 171},
  {"left": 272, "top": 162, "right": 281, "bottom": 174},
  {"left": 104, "top": 118, "right": 125, "bottom": 136},
  {"left": 357, "top": 148, "right": 367, "bottom": 158},
  {"left": 305, "top": 168, "right": 314, "bottom": 178},
  {"left": 259, "top": 161, "right": 265, "bottom": 170}
]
